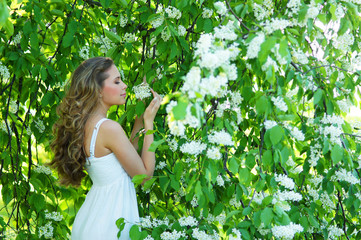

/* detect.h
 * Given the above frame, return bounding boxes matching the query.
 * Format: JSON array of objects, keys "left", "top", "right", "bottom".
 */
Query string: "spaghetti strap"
[{"left": 89, "top": 118, "right": 109, "bottom": 158}]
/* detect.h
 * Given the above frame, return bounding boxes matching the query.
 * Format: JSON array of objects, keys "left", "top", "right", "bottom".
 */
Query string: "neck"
[{"left": 92, "top": 103, "right": 109, "bottom": 118}]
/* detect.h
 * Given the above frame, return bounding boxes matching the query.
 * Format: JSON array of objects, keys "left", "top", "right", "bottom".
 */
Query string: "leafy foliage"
[{"left": 1, "top": 0, "right": 361, "bottom": 239}]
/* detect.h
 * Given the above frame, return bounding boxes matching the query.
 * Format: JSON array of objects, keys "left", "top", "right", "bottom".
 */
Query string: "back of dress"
[{"left": 71, "top": 118, "right": 139, "bottom": 240}]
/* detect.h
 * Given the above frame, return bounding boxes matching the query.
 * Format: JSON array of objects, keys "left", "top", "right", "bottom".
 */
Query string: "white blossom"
[
  {"left": 271, "top": 96, "right": 288, "bottom": 112},
  {"left": 287, "top": 0, "right": 301, "bottom": 15},
  {"left": 275, "top": 174, "right": 295, "bottom": 190},
  {"left": 155, "top": 161, "right": 167, "bottom": 170},
  {"left": 333, "top": 32, "right": 354, "bottom": 52},
  {"left": 180, "top": 140, "right": 207, "bottom": 156},
  {"left": 208, "top": 130, "right": 234, "bottom": 146},
  {"left": 9, "top": 100, "right": 18, "bottom": 114},
  {"left": 94, "top": 35, "right": 112, "bottom": 54},
  {"left": 177, "top": 25, "right": 186, "bottom": 36},
  {"left": 0, "top": 62, "right": 10, "bottom": 80},
  {"left": 246, "top": 32, "right": 265, "bottom": 59},
  {"left": 214, "top": 21, "right": 237, "bottom": 41},
  {"left": 38, "top": 222, "right": 53, "bottom": 239},
  {"left": 133, "top": 82, "right": 151, "bottom": 100},
  {"left": 229, "top": 228, "right": 242, "bottom": 240},
  {"left": 264, "top": 120, "right": 277, "bottom": 130},
  {"left": 328, "top": 225, "right": 344, "bottom": 240},
  {"left": 12, "top": 32, "right": 22, "bottom": 45},
  {"left": 168, "top": 138, "right": 178, "bottom": 152},
  {"left": 292, "top": 49, "right": 309, "bottom": 64},
  {"left": 151, "top": 15, "right": 164, "bottom": 28},
  {"left": 290, "top": 127, "right": 305, "bottom": 141},
  {"left": 123, "top": 33, "right": 136, "bottom": 43},
  {"left": 34, "top": 165, "right": 52, "bottom": 175},
  {"left": 168, "top": 120, "right": 186, "bottom": 137},
  {"left": 331, "top": 168, "right": 358, "bottom": 184},
  {"left": 160, "top": 230, "right": 186, "bottom": 240},
  {"left": 263, "top": 18, "right": 291, "bottom": 35},
  {"left": 179, "top": 216, "right": 198, "bottom": 227},
  {"left": 216, "top": 175, "right": 225, "bottom": 187},
  {"left": 214, "top": 1, "right": 227, "bottom": 16},
  {"left": 79, "top": 46, "right": 90, "bottom": 59},
  {"left": 161, "top": 27, "right": 171, "bottom": 42},
  {"left": 206, "top": 146, "right": 222, "bottom": 160},
  {"left": 202, "top": 8, "right": 213, "bottom": 18},
  {"left": 309, "top": 143, "right": 322, "bottom": 167},
  {"left": 44, "top": 210, "right": 63, "bottom": 222},
  {"left": 271, "top": 222, "right": 303, "bottom": 239},
  {"left": 261, "top": 56, "right": 278, "bottom": 72},
  {"left": 272, "top": 190, "right": 302, "bottom": 203},
  {"left": 119, "top": 14, "right": 128, "bottom": 27},
  {"left": 335, "top": 4, "right": 346, "bottom": 19},
  {"left": 165, "top": 6, "right": 181, "bottom": 19},
  {"left": 191, "top": 196, "right": 198, "bottom": 207}
]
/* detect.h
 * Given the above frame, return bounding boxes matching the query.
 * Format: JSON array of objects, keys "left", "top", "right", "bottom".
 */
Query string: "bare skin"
[{"left": 83, "top": 64, "right": 161, "bottom": 178}]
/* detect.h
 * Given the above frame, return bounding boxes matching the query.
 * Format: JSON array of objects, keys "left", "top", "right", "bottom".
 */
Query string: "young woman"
[{"left": 49, "top": 57, "right": 161, "bottom": 239}]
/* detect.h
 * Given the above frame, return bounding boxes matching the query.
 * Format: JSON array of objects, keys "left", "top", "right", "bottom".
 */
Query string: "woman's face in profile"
[{"left": 100, "top": 64, "right": 127, "bottom": 107}]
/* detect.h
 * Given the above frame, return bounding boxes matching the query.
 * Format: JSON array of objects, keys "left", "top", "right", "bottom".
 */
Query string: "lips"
[{"left": 120, "top": 93, "right": 126, "bottom": 97}]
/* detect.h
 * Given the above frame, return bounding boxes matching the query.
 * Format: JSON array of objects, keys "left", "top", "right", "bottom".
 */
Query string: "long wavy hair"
[{"left": 49, "top": 57, "right": 114, "bottom": 187}]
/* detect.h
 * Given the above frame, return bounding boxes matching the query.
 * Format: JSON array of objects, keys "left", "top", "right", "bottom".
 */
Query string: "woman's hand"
[{"left": 143, "top": 89, "right": 161, "bottom": 130}]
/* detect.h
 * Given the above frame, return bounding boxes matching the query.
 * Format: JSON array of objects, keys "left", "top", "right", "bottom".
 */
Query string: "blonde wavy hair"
[{"left": 50, "top": 57, "right": 114, "bottom": 187}]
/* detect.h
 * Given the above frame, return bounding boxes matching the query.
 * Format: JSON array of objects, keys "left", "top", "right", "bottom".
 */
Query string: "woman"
[{"left": 49, "top": 57, "right": 161, "bottom": 239}]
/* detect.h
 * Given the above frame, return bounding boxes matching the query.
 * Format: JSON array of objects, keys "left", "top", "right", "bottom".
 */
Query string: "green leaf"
[
  {"left": 261, "top": 207, "right": 274, "bottom": 226},
  {"left": 313, "top": 88, "right": 323, "bottom": 105},
  {"left": 242, "top": 206, "right": 252, "bottom": 216},
  {"left": 29, "top": 193, "right": 45, "bottom": 212},
  {"left": 270, "top": 125, "right": 283, "bottom": 145},
  {"left": 331, "top": 144, "right": 343, "bottom": 165},
  {"left": 172, "top": 98, "right": 188, "bottom": 120},
  {"left": 229, "top": 157, "right": 239, "bottom": 173},
  {"left": 263, "top": 150, "right": 273, "bottom": 168},
  {"left": 135, "top": 101, "right": 145, "bottom": 117},
  {"left": 132, "top": 174, "right": 148, "bottom": 187},
  {"left": 143, "top": 177, "right": 156, "bottom": 190},
  {"left": 0, "top": 0, "right": 9, "bottom": 27},
  {"left": 204, "top": 18, "right": 213, "bottom": 33},
  {"left": 148, "top": 139, "right": 165, "bottom": 152},
  {"left": 256, "top": 95, "right": 268, "bottom": 114},
  {"left": 62, "top": 32, "right": 74, "bottom": 48}
]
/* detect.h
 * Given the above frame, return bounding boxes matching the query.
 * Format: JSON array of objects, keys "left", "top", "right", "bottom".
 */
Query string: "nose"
[{"left": 122, "top": 81, "right": 127, "bottom": 90}]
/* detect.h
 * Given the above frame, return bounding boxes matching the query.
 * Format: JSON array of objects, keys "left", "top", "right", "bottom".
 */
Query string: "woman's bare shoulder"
[{"left": 101, "top": 119, "right": 126, "bottom": 136}]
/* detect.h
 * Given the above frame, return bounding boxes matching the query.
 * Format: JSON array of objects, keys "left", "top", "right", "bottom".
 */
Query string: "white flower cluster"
[
  {"left": 320, "top": 192, "right": 335, "bottom": 210},
  {"left": 160, "top": 230, "right": 186, "bottom": 240},
  {"left": 272, "top": 190, "right": 302, "bottom": 203},
  {"left": 292, "top": 49, "right": 309, "bottom": 64},
  {"left": 263, "top": 18, "right": 291, "bottom": 35},
  {"left": 331, "top": 168, "right": 358, "bottom": 184},
  {"left": 208, "top": 130, "right": 234, "bottom": 146},
  {"left": 309, "top": 143, "right": 322, "bottom": 167},
  {"left": 178, "top": 25, "right": 186, "bottom": 36},
  {"left": 214, "top": 21, "right": 238, "bottom": 41},
  {"left": 140, "top": 216, "right": 170, "bottom": 228},
  {"left": 327, "top": 225, "right": 344, "bottom": 239},
  {"left": 229, "top": 228, "right": 242, "bottom": 240},
  {"left": 0, "top": 62, "right": 10, "bottom": 80},
  {"left": 192, "top": 228, "right": 214, "bottom": 240},
  {"left": 34, "top": 118, "right": 45, "bottom": 132},
  {"left": 286, "top": 86, "right": 299, "bottom": 99},
  {"left": 229, "top": 194, "right": 242, "bottom": 208},
  {"left": 216, "top": 175, "right": 225, "bottom": 187},
  {"left": 165, "top": 6, "right": 181, "bottom": 19},
  {"left": 306, "top": 3, "right": 320, "bottom": 19},
  {"left": 9, "top": 100, "right": 18, "bottom": 114},
  {"left": 34, "top": 165, "right": 52, "bottom": 175},
  {"left": 335, "top": 4, "right": 345, "bottom": 19},
  {"left": 79, "top": 45, "right": 90, "bottom": 59},
  {"left": 94, "top": 35, "right": 112, "bottom": 54},
  {"left": 144, "top": 236, "right": 154, "bottom": 240},
  {"left": 44, "top": 210, "right": 63, "bottom": 221},
  {"left": 337, "top": 99, "right": 350, "bottom": 112},
  {"left": 133, "top": 82, "right": 151, "bottom": 100},
  {"left": 119, "top": 14, "right": 128, "bottom": 27},
  {"left": 290, "top": 127, "right": 305, "bottom": 141},
  {"left": 271, "top": 222, "right": 303, "bottom": 239},
  {"left": 179, "top": 216, "right": 198, "bottom": 227},
  {"left": 151, "top": 15, "right": 164, "bottom": 28},
  {"left": 191, "top": 196, "right": 198, "bottom": 207},
  {"left": 303, "top": 75, "right": 318, "bottom": 91},
  {"left": 286, "top": 0, "right": 301, "bottom": 16},
  {"left": 253, "top": 191, "right": 268, "bottom": 205},
  {"left": 168, "top": 138, "right": 178, "bottom": 152},
  {"left": 161, "top": 27, "right": 171, "bottom": 42},
  {"left": 274, "top": 174, "right": 295, "bottom": 190},
  {"left": 320, "top": 114, "right": 344, "bottom": 146},
  {"left": 38, "top": 222, "right": 53, "bottom": 239},
  {"left": 333, "top": 32, "right": 354, "bottom": 52},
  {"left": 262, "top": 56, "right": 278, "bottom": 72},
  {"left": 264, "top": 120, "right": 277, "bottom": 130},
  {"left": 214, "top": 1, "right": 227, "bottom": 15},
  {"left": 246, "top": 32, "right": 265, "bottom": 59},
  {"left": 202, "top": 8, "right": 213, "bottom": 18},
  {"left": 155, "top": 161, "right": 167, "bottom": 170},
  {"left": 123, "top": 33, "right": 136, "bottom": 43},
  {"left": 253, "top": 0, "right": 274, "bottom": 21},
  {"left": 180, "top": 140, "right": 207, "bottom": 156},
  {"left": 271, "top": 96, "right": 288, "bottom": 112},
  {"left": 12, "top": 32, "right": 22, "bottom": 45},
  {"left": 206, "top": 146, "right": 222, "bottom": 160}
]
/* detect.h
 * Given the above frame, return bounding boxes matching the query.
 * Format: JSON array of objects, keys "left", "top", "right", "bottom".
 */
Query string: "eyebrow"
[{"left": 114, "top": 76, "right": 121, "bottom": 80}]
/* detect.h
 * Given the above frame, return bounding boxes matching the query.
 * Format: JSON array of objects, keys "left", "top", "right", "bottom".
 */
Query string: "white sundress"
[{"left": 71, "top": 118, "right": 139, "bottom": 240}]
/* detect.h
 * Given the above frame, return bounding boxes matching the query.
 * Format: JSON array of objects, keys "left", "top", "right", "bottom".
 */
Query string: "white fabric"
[{"left": 71, "top": 118, "right": 139, "bottom": 240}]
